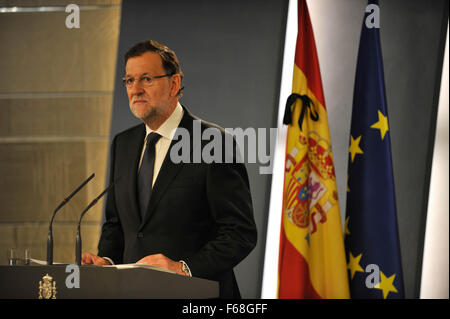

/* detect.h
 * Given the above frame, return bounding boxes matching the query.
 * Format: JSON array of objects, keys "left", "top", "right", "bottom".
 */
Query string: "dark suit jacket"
[{"left": 98, "top": 106, "right": 257, "bottom": 298}]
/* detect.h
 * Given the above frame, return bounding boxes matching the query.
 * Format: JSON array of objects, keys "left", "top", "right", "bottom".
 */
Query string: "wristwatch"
[{"left": 179, "top": 260, "right": 192, "bottom": 277}]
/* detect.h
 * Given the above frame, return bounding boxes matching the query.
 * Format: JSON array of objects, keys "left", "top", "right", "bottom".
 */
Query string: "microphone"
[
  {"left": 76, "top": 184, "right": 113, "bottom": 266},
  {"left": 47, "top": 173, "right": 95, "bottom": 265}
]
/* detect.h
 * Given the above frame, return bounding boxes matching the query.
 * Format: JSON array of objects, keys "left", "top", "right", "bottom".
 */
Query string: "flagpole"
[{"left": 261, "top": 0, "right": 297, "bottom": 299}]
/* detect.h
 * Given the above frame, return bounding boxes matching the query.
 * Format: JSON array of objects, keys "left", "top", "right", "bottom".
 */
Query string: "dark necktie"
[{"left": 138, "top": 132, "right": 161, "bottom": 220}]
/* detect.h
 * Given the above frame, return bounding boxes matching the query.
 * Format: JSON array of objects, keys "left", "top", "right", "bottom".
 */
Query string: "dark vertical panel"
[
  {"left": 380, "top": 0, "right": 448, "bottom": 298},
  {"left": 110, "top": 0, "right": 288, "bottom": 298}
]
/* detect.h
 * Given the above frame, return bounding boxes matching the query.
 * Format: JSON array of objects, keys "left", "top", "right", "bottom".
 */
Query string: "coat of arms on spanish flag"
[{"left": 278, "top": 0, "right": 349, "bottom": 298}]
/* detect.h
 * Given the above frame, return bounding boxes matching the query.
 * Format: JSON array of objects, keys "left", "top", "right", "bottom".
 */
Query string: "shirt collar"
[{"left": 145, "top": 102, "right": 184, "bottom": 141}]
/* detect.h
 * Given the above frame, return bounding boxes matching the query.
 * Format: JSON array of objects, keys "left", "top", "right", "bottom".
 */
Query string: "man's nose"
[{"left": 128, "top": 80, "right": 145, "bottom": 95}]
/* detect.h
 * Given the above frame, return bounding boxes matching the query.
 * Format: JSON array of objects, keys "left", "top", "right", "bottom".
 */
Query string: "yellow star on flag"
[
  {"left": 374, "top": 271, "right": 398, "bottom": 299},
  {"left": 370, "top": 110, "right": 389, "bottom": 140},
  {"left": 347, "top": 252, "right": 364, "bottom": 280},
  {"left": 349, "top": 135, "right": 364, "bottom": 162},
  {"left": 344, "top": 217, "right": 350, "bottom": 236}
]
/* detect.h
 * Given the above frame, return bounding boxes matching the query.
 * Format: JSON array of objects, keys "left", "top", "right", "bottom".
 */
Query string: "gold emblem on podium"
[{"left": 39, "top": 273, "right": 57, "bottom": 299}]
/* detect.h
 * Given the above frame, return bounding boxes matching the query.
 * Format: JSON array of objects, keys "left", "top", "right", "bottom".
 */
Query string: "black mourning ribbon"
[{"left": 283, "top": 93, "right": 319, "bottom": 130}]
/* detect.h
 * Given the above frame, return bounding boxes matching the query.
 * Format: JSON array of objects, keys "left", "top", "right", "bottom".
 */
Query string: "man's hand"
[
  {"left": 136, "top": 253, "right": 185, "bottom": 275},
  {"left": 81, "top": 252, "right": 111, "bottom": 266}
]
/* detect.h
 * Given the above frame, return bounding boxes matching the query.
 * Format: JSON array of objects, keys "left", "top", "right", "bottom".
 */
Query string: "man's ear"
[{"left": 170, "top": 74, "right": 182, "bottom": 97}]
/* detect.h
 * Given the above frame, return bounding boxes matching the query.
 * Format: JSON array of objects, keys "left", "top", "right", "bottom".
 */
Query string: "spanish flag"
[{"left": 278, "top": 0, "right": 349, "bottom": 298}]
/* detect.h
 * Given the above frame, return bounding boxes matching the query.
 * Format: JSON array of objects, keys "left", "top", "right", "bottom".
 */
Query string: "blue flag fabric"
[{"left": 344, "top": 0, "right": 405, "bottom": 299}]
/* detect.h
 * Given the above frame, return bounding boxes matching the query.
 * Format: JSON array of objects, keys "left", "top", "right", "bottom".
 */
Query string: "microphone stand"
[
  {"left": 76, "top": 184, "right": 113, "bottom": 266},
  {"left": 47, "top": 173, "right": 95, "bottom": 265}
]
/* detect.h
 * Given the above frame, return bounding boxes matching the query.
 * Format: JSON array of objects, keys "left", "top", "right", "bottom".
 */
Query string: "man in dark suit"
[{"left": 81, "top": 40, "right": 257, "bottom": 298}]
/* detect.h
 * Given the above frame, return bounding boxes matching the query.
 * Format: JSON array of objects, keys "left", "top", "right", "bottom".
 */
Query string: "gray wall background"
[{"left": 109, "top": 0, "right": 448, "bottom": 298}]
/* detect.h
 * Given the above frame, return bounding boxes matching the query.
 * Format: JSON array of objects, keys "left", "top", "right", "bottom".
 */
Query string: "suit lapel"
[
  {"left": 121, "top": 124, "right": 146, "bottom": 226},
  {"left": 139, "top": 107, "right": 195, "bottom": 230}
]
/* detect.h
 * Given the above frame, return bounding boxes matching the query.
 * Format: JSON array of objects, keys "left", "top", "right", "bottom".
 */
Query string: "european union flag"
[{"left": 344, "top": 0, "right": 405, "bottom": 299}]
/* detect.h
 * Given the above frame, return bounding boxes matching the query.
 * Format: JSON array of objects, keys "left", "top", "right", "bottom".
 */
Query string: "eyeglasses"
[{"left": 122, "top": 73, "right": 173, "bottom": 88}]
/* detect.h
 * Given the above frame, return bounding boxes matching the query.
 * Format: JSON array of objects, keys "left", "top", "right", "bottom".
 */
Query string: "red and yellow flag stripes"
[{"left": 278, "top": 0, "right": 349, "bottom": 299}]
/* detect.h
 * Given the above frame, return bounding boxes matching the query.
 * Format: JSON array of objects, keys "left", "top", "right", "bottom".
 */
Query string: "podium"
[{"left": 0, "top": 265, "right": 219, "bottom": 299}]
